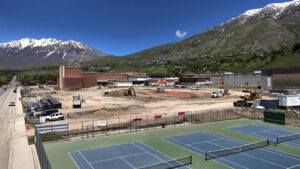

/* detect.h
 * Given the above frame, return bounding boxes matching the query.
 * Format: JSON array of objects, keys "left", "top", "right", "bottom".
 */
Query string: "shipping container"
[
  {"left": 260, "top": 98, "right": 278, "bottom": 110},
  {"left": 278, "top": 95, "right": 300, "bottom": 107}
]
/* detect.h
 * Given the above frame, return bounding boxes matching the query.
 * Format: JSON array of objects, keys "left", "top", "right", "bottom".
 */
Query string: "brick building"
[{"left": 57, "top": 66, "right": 130, "bottom": 89}]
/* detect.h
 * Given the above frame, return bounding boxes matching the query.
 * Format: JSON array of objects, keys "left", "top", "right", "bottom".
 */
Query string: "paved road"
[{"left": 0, "top": 78, "right": 18, "bottom": 169}]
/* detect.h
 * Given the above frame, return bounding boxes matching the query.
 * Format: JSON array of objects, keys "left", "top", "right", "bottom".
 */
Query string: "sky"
[{"left": 0, "top": 0, "right": 292, "bottom": 56}]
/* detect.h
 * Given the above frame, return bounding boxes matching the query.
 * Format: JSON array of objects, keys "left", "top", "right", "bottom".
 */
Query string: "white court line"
[
  {"left": 287, "top": 163, "right": 300, "bottom": 169},
  {"left": 90, "top": 152, "right": 148, "bottom": 164},
  {"left": 188, "top": 138, "right": 224, "bottom": 146},
  {"left": 68, "top": 152, "right": 81, "bottom": 169},
  {"left": 78, "top": 151, "right": 94, "bottom": 169},
  {"left": 252, "top": 129, "right": 277, "bottom": 134},
  {"left": 205, "top": 132, "right": 300, "bottom": 162},
  {"left": 120, "top": 157, "right": 136, "bottom": 169},
  {"left": 219, "top": 138, "right": 300, "bottom": 161},
  {"left": 132, "top": 143, "right": 168, "bottom": 164},
  {"left": 166, "top": 136, "right": 237, "bottom": 169},
  {"left": 208, "top": 140, "right": 286, "bottom": 169},
  {"left": 285, "top": 141, "right": 300, "bottom": 147}
]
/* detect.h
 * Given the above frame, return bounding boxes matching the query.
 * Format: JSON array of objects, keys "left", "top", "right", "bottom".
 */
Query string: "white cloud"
[{"left": 176, "top": 30, "right": 188, "bottom": 38}]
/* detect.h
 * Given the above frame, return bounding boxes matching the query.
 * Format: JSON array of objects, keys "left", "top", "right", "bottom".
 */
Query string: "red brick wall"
[
  {"left": 64, "top": 67, "right": 82, "bottom": 78},
  {"left": 63, "top": 77, "right": 83, "bottom": 88},
  {"left": 81, "top": 73, "right": 129, "bottom": 87}
]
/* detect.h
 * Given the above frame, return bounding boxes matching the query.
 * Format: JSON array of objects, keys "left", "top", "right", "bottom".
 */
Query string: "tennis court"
[
  {"left": 227, "top": 124, "right": 300, "bottom": 147},
  {"left": 70, "top": 142, "right": 190, "bottom": 169},
  {"left": 165, "top": 131, "right": 300, "bottom": 169}
]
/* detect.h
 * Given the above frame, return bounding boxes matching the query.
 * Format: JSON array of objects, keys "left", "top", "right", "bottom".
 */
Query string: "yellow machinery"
[
  {"left": 241, "top": 86, "right": 262, "bottom": 101},
  {"left": 154, "top": 87, "right": 165, "bottom": 93},
  {"left": 123, "top": 87, "right": 136, "bottom": 96}
]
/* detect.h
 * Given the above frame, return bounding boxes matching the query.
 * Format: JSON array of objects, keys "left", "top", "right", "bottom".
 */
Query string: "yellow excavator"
[
  {"left": 123, "top": 87, "right": 136, "bottom": 96},
  {"left": 241, "top": 86, "right": 262, "bottom": 101}
]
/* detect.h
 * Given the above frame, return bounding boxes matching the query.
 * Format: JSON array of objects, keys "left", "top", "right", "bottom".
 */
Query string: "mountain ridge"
[{"left": 0, "top": 38, "right": 108, "bottom": 69}]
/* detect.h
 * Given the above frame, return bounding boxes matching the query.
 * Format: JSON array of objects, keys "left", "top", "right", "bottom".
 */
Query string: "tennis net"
[
  {"left": 276, "top": 133, "right": 300, "bottom": 144},
  {"left": 205, "top": 140, "right": 269, "bottom": 160},
  {"left": 136, "top": 155, "right": 192, "bottom": 169}
]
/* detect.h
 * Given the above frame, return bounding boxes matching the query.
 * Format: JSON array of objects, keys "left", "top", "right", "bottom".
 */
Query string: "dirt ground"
[{"left": 29, "top": 87, "right": 243, "bottom": 122}]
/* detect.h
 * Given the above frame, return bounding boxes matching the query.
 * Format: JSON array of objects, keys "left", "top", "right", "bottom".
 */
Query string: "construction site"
[
  {"left": 22, "top": 66, "right": 300, "bottom": 132},
  {"left": 19, "top": 66, "right": 300, "bottom": 169}
]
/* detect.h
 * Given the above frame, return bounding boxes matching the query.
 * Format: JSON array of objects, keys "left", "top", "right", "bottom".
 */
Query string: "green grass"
[
  {"left": 40, "top": 132, "right": 64, "bottom": 142},
  {"left": 28, "top": 136, "right": 35, "bottom": 145},
  {"left": 44, "top": 119, "right": 300, "bottom": 169}
]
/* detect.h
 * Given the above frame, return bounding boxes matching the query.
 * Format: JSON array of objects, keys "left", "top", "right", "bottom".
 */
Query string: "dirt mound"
[
  {"left": 68, "top": 105, "right": 145, "bottom": 119},
  {"left": 147, "top": 91, "right": 197, "bottom": 99},
  {"left": 103, "top": 90, "right": 124, "bottom": 97}
]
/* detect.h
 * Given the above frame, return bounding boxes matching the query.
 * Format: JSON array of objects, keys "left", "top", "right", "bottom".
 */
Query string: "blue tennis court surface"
[
  {"left": 165, "top": 131, "right": 300, "bottom": 169},
  {"left": 227, "top": 124, "right": 300, "bottom": 147},
  {"left": 70, "top": 142, "right": 189, "bottom": 169}
]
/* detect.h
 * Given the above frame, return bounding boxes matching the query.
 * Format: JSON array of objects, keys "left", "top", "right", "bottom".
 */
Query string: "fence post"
[
  {"left": 190, "top": 111, "right": 192, "bottom": 125},
  {"left": 146, "top": 115, "right": 149, "bottom": 130},
  {"left": 135, "top": 115, "right": 137, "bottom": 132},
  {"left": 118, "top": 117, "right": 120, "bottom": 134},
  {"left": 130, "top": 116, "right": 132, "bottom": 132},
  {"left": 92, "top": 120, "right": 94, "bottom": 137},
  {"left": 174, "top": 112, "right": 175, "bottom": 127},
  {"left": 105, "top": 118, "right": 107, "bottom": 135},
  {"left": 155, "top": 114, "right": 157, "bottom": 129},
  {"left": 165, "top": 113, "right": 167, "bottom": 127}
]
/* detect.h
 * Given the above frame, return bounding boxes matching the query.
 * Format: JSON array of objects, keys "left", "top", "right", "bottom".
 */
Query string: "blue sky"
[{"left": 0, "top": 0, "right": 291, "bottom": 56}]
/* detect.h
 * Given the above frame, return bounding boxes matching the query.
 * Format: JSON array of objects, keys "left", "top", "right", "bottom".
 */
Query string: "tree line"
[{"left": 20, "top": 73, "right": 58, "bottom": 86}]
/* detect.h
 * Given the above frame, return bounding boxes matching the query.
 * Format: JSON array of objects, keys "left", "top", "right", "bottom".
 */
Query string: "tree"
[
  {"left": 20, "top": 74, "right": 33, "bottom": 86},
  {"left": 0, "top": 76, "right": 7, "bottom": 85}
]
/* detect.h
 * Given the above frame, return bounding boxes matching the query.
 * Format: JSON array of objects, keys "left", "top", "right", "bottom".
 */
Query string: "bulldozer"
[
  {"left": 240, "top": 86, "right": 262, "bottom": 101},
  {"left": 154, "top": 87, "right": 165, "bottom": 93},
  {"left": 123, "top": 87, "right": 136, "bottom": 96}
]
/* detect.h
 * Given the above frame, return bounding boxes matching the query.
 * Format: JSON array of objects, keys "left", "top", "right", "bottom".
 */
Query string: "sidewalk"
[{"left": 9, "top": 88, "right": 37, "bottom": 169}]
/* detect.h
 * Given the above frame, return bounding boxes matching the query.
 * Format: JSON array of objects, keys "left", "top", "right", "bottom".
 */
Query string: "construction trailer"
[{"left": 73, "top": 95, "right": 81, "bottom": 108}]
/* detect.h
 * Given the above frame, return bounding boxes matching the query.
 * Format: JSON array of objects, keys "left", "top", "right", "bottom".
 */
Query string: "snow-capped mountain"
[
  {"left": 205, "top": 0, "right": 300, "bottom": 34},
  {"left": 0, "top": 38, "right": 108, "bottom": 69}
]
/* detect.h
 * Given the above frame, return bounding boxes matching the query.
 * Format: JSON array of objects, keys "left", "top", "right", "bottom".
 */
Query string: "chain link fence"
[
  {"left": 35, "top": 107, "right": 300, "bottom": 168},
  {"left": 35, "top": 128, "right": 52, "bottom": 169},
  {"left": 40, "top": 108, "right": 300, "bottom": 140}
]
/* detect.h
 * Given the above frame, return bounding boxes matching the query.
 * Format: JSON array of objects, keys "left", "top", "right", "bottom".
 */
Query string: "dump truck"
[{"left": 73, "top": 95, "right": 82, "bottom": 108}]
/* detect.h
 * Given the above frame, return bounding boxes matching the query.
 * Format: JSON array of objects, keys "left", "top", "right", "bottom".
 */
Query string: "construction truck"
[
  {"left": 240, "top": 86, "right": 262, "bottom": 101},
  {"left": 211, "top": 91, "right": 223, "bottom": 98},
  {"left": 211, "top": 89, "right": 230, "bottom": 98},
  {"left": 73, "top": 95, "right": 81, "bottom": 108},
  {"left": 154, "top": 87, "right": 165, "bottom": 93},
  {"left": 123, "top": 87, "right": 136, "bottom": 96}
]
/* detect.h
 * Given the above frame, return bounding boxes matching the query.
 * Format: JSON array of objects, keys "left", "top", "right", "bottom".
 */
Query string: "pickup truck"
[
  {"left": 211, "top": 91, "right": 223, "bottom": 98},
  {"left": 233, "top": 100, "right": 253, "bottom": 107},
  {"left": 44, "top": 112, "right": 64, "bottom": 122}
]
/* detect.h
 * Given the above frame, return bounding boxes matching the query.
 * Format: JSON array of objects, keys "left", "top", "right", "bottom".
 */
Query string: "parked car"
[
  {"left": 37, "top": 109, "right": 59, "bottom": 118},
  {"left": 9, "top": 101, "right": 15, "bottom": 106},
  {"left": 44, "top": 112, "right": 64, "bottom": 122},
  {"left": 190, "top": 86, "right": 200, "bottom": 90}
]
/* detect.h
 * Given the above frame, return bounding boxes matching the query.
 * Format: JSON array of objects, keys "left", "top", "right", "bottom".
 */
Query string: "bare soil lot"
[{"left": 29, "top": 87, "right": 242, "bottom": 122}]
